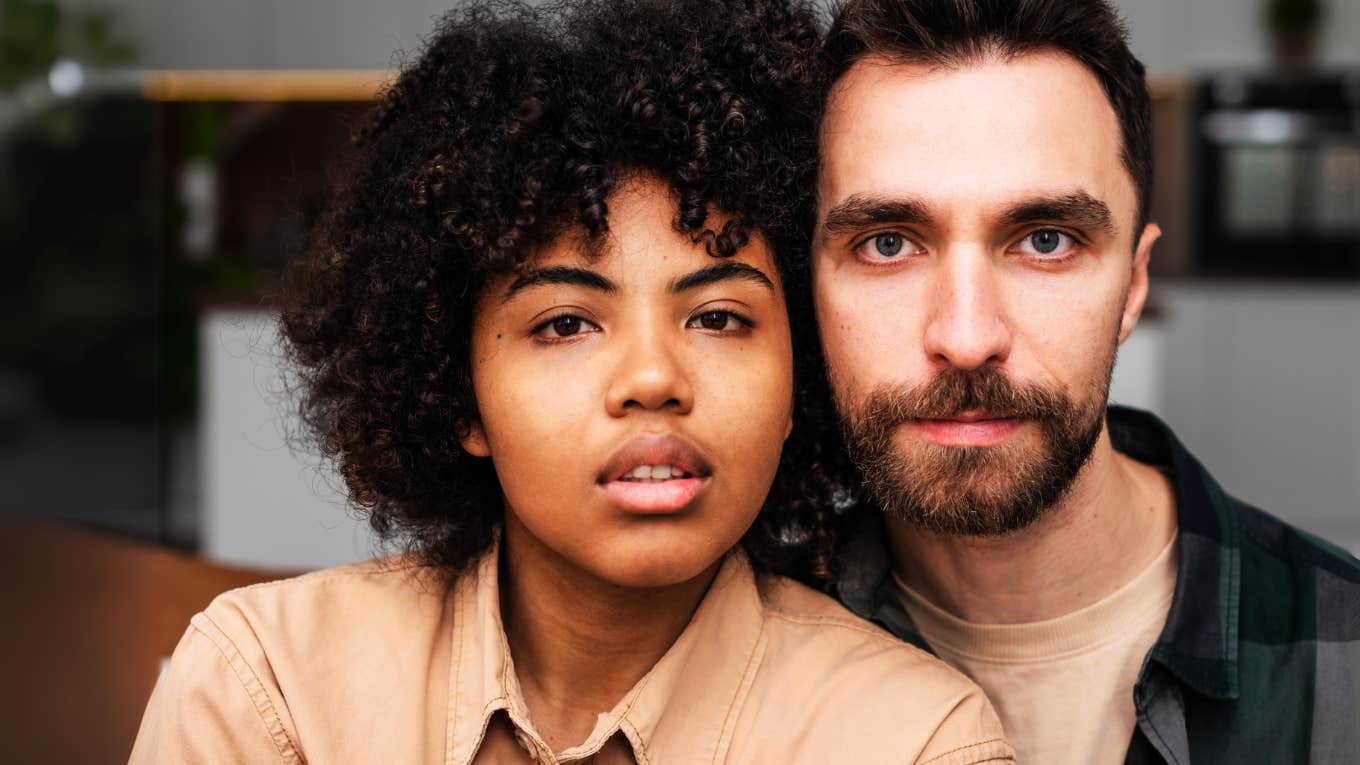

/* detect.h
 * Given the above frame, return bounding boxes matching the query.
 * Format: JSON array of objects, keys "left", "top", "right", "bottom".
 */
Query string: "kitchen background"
[
  {"left": 3, "top": 0, "right": 1358, "bottom": 567},
  {"left": 3, "top": 1, "right": 1359, "bottom": 761}
]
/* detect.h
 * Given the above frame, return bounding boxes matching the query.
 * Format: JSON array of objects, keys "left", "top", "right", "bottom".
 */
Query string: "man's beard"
[{"left": 837, "top": 361, "right": 1113, "bottom": 537}]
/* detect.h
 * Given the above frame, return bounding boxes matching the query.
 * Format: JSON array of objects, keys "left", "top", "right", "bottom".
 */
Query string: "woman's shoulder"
[
  {"left": 755, "top": 572, "right": 943, "bottom": 671},
  {"left": 196, "top": 554, "right": 454, "bottom": 666},
  {"left": 129, "top": 556, "right": 461, "bottom": 764},
  {"left": 745, "top": 574, "right": 1014, "bottom": 764},
  {"left": 203, "top": 555, "right": 446, "bottom": 622}
]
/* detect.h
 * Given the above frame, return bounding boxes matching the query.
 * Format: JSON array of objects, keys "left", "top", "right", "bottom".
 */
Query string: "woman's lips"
[
  {"left": 602, "top": 476, "right": 711, "bottom": 514},
  {"left": 598, "top": 433, "right": 713, "bottom": 515},
  {"left": 911, "top": 415, "right": 1023, "bottom": 447}
]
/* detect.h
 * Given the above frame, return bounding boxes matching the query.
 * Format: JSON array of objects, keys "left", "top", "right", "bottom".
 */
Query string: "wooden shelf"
[
  {"left": 1149, "top": 75, "right": 1194, "bottom": 103},
  {"left": 140, "top": 69, "right": 395, "bottom": 102},
  {"left": 136, "top": 69, "right": 1192, "bottom": 103}
]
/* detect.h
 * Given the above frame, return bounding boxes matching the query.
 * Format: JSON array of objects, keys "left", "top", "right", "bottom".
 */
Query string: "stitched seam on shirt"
[
  {"left": 1137, "top": 684, "right": 1185, "bottom": 765},
  {"left": 217, "top": 561, "right": 428, "bottom": 597},
  {"left": 763, "top": 611, "right": 907, "bottom": 648},
  {"left": 457, "top": 705, "right": 502, "bottom": 765},
  {"left": 617, "top": 718, "right": 651, "bottom": 765},
  {"left": 917, "top": 738, "right": 1013, "bottom": 764},
  {"left": 190, "top": 617, "right": 303, "bottom": 763},
  {"left": 711, "top": 624, "right": 765, "bottom": 764},
  {"left": 446, "top": 597, "right": 464, "bottom": 765}
]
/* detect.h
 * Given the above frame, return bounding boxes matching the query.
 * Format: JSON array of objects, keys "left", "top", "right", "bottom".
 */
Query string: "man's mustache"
[{"left": 850, "top": 367, "right": 1071, "bottom": 427}]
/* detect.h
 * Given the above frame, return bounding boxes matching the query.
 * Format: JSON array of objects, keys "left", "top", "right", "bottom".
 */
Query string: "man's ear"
[
  {"left": 1119, "top": 222, "right": 1161, "bottom": 345},
  {"left": 461, "top": 421, "right": 491, "bottom": 458}
]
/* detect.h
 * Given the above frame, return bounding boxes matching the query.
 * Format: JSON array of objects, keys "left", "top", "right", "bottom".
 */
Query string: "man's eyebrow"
[
  {"left": 1001, "top": 192, "right": 1117, "bottom": 237},
  {"left": 819, "top": 194, "right": 932, "bottom": 240},
  {"left": 670, "top": 261, "right": 775, "bottom": 293},
  {"left": 503, "top": 266, "right": 617, "bottom": 302}
]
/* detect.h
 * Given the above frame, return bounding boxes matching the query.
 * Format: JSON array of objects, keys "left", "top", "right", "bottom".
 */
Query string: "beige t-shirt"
[
  {"left": 894, "top": 537, "right": 1178, "bottom": 765},
  {"left": 132, "top": 542, "right": 1014, "bottom": 764}
]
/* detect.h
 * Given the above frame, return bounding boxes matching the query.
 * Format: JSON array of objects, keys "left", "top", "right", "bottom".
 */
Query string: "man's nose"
[
  {"left": 921, "top": 250, "right": 1012, "bottom": 371},
  {"left": 604, "top": 324, "right": 695, "bottom": 417}
]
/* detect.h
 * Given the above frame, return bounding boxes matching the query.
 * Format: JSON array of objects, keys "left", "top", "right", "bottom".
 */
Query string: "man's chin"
[{"left": 869, "top": 445, "right": 1063, "bottom": 537}]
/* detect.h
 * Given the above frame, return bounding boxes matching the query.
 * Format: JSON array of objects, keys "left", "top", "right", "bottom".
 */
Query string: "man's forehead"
[{"left": 818, "top": 50, "right": 1134, "bottom": 226}]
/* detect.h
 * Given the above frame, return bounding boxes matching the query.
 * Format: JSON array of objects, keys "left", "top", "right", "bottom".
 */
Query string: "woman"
[{"left": 130, "top": 1, "right": 1014, "bottom": 762}]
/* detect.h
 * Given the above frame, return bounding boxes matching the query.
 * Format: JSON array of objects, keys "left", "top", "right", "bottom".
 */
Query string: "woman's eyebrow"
[
  {"left": 670, "top": 261, "right": 775, "bottom": 293},
  {"left": 503, "top": 266, "right": 617, "bottom": 302}
]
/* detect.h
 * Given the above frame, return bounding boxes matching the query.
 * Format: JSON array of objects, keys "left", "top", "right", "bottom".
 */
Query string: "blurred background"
[{"left": 1, "top": 0, "right": 1358, "bottom": 761}]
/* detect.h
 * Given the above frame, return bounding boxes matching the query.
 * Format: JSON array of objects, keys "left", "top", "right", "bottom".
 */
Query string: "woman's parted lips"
[{"left": 597, "top": 433, "right": 713, "bottom": 484}]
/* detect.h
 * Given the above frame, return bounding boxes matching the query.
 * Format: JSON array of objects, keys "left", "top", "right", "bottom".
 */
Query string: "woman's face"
[{"left": 465, "top": 175, "right": 794, "bottom": 588}]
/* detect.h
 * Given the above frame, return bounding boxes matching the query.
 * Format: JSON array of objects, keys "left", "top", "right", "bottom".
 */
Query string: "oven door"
[{"left": 1196, "top": 108, "right": 1360, "bottom": 278}]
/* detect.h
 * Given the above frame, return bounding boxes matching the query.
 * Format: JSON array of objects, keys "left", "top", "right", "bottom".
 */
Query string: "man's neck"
[
  {"left": 887, "top": 427, "right": 1177, "bottom": 624},
  {"left": 499, "top": 514, "right": 718, "bottom": 753}
]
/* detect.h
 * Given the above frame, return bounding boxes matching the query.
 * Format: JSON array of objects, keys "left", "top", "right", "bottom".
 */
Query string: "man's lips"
[
  {"left": 598, "top": 434, "right": 713, "bottom": 515},
  {"left": 910, "top": 413, "right": 1024, "bottom": 447}
]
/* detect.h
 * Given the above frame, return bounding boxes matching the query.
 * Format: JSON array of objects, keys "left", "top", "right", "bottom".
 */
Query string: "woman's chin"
[{"left": 584, "top": 541, "right": 730, "bottom": 590}]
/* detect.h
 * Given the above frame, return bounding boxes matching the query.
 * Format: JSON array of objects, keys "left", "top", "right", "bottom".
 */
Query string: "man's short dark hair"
[{"left": 824, "top": 0, "right": 1153, "bottom": 232}]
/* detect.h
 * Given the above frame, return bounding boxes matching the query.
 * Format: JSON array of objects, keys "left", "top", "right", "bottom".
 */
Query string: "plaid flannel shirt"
[{"left": 834, "top": 405, "right": 1360, "bottom": 764}]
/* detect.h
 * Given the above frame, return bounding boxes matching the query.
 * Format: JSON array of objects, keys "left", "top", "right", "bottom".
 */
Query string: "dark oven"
[{"left": 1193, "top": 71, "right": 1360, "bottom": 278}]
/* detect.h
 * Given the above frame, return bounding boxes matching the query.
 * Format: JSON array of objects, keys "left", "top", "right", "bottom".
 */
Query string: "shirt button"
[{"left": 513, "top": 729, "right": 541, "bottom": 762}]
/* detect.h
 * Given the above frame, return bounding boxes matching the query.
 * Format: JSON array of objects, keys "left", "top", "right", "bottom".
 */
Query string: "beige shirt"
[
  {"left": 894, "top": 536, "right": 1179, "bottom": 765},
  {"left": 131, "top": 544, "right": 1014, "bottom": 764}
]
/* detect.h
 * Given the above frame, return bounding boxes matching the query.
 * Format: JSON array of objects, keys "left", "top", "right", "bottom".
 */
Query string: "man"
[{"left": 811, "top": 0, "right": 1360, "bottom": 762}]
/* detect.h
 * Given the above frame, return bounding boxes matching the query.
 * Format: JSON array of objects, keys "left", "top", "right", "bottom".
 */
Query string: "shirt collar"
[
  {"left": 1108, "top": 405, "right": 1241, "bottom": 701},
  {"left": 446, "top": 539, "right": 768, "bottom": 764},
  {"left": 834, "top": 405, "right": 1242, "bottom": 701}
]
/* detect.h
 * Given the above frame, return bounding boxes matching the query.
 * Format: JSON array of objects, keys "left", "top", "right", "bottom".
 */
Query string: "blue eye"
[
  {"left": 1015, "top": 229, "right": 1077, "bottom": 258},
  {"left": 855, "top": 232, "right": 917, "bottom": 262},
  {"left": 871, "top": 233, "right": 904, "bottom": 258}
]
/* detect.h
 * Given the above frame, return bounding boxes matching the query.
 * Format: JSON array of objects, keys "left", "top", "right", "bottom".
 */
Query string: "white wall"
[
  {"left": 73, "top": 0, "right": 1360, "bottom": 73},
  {"left": 1154, "top": 284, "right": 1360, "bottom": 554},
  {"left": 1114, "top": 0, "right": 1360, "bottom": 74},
  {"left": 72, "top": 0, "right": 483, "bottom": 69},
  {"left": 201, "top": 309, "right": 375, "bottom": 570}
]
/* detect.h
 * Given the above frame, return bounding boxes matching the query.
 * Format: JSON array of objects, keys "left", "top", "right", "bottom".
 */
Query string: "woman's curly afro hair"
[{"left": 281, "top": 0, "right": 841, "bottom": 578}]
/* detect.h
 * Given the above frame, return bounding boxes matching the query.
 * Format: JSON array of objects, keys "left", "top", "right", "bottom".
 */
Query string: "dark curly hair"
[{"left": 280, "top": 0, "right": 840, "bottom": 579}]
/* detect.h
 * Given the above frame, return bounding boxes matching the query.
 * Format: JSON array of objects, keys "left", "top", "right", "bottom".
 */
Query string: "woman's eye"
[
  {"left": 855, "top": 232, "right": 918, "bottom": 261},
  {"left": 687, "top": 310, "right": 747, "bottom": 332},
  {"left": 534, "top": 314, "right": 599, "bottom": 339},
  {"left": 1014, "top": 229, "right": 1078, "bottom": 258}
]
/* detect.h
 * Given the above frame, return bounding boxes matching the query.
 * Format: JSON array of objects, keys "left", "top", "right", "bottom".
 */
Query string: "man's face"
[{"left": 813, "top": 51, "right": 1158, "bottom": 535}]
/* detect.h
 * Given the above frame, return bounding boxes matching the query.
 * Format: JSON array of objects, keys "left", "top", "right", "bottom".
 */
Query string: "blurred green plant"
[{"left": 0, "top": 0, "right": 137, "bottom": 92}]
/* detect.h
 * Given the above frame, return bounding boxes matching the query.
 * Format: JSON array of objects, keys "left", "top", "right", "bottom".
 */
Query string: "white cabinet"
[
  {"left": 200, "top": 307, "right": 374, "bottom": 570},
  {"left": 1155, "top": 284, "right": 1360, "bottom": 554}
]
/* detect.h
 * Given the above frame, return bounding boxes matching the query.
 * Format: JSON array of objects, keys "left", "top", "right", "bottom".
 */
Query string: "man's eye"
[
  {"left": 687, "top": 310, "right": 749, "bottom": 332},
  {"left": 854, "top": 232, "right": 918, "bottom": 261},
  {"left": 533, "top": 314, "right": 599, "bottom": 339},
  {"left": 1015, "top": 229, "right": 1077, "bottom": 258}
]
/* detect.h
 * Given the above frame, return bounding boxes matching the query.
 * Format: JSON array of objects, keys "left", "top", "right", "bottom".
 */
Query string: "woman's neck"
[{"left": 498, "top": 514, "right": 720, "bottom": 753}]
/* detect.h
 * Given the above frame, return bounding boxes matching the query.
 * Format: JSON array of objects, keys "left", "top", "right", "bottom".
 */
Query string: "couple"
[{"left": 132, "top": 0, "right": 1359, "bottom": 763}]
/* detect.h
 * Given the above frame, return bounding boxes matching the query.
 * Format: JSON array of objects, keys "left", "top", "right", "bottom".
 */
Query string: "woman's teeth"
[{"left": 621, "top": 464, "right": 690, "bottom": 481}]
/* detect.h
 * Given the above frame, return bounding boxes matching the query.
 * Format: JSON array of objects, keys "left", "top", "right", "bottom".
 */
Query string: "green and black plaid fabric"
[{"left": 834, "top": 405, "right": 1360, "bottom": 764}]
